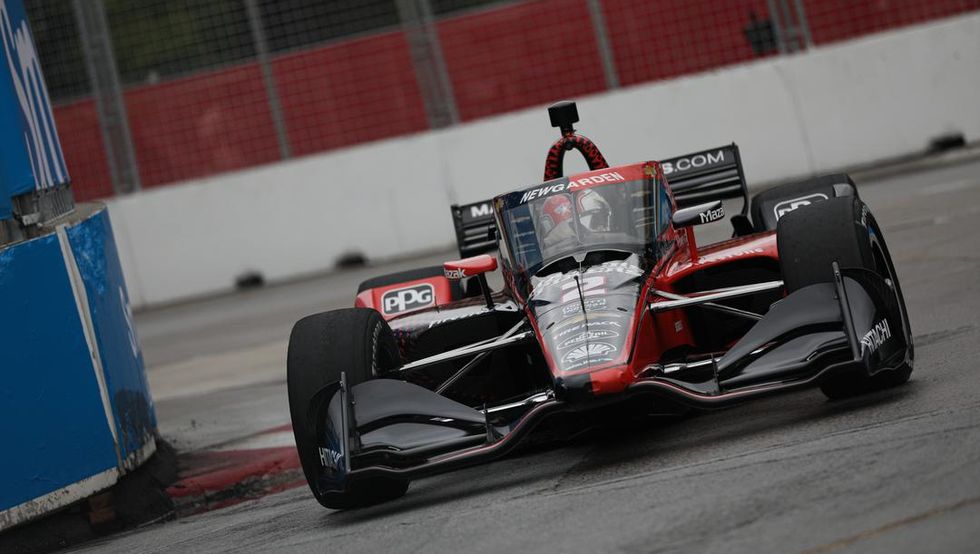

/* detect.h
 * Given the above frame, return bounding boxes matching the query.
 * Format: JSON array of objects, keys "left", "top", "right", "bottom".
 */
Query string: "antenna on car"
[
  {"left": 573, "top": 272, "right": 591, "bottom": 368},
  {"left": 543, "top": 100, "right": 609, "bottom": 181},
  {"left": 548, "top": 100, "right": 579, "bottom": 135}
]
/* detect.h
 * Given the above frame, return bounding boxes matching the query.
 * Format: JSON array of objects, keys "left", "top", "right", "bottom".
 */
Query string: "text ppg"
[{"left": 382, "top": 284, "right": 435, "bottom": 315}]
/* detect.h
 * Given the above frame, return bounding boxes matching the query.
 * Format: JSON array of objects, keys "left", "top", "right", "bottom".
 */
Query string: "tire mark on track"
[
  {"left": 913, "top": 325, "right": 975, "bottom": 348},
  {"left": 536, "top": 404, "right": 980, "bottom": 501},
  {"left": 799, "top": 494, "right": 980, "bottom": 554}
]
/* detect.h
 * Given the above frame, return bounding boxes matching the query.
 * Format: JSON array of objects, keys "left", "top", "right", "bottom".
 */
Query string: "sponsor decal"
[
  {"left": 520, "top": 172, "right": 625, "bottom": 203},
  {"left": 662, "top": 150, "right": 725, "bottom": 176},
  {"left": 561, "top": 342, "right": 616, "bottom": 365},
  {"left": 1, "top": 1, "right": 69, "bottom": 190},
  {"left": 426, "top": 302, "right": 519, "bottom": 329},
  {"left": 557, "top": 330, "right": 620, "bottom": 350},
  {"left": 551, "top": 318, "right": 623, "bottom": 340},
  {"left": 560, "top": 275, "right": 606, "bottom": 303},
  {"left": 699, "top": 205, "right": 725, "bottom": 224},
  {"left": 773, "top": 193, "right": 828, "bottom": 220},
  {"left": 469, "top": 203, "right": 492, "bottom": 218},
  {"left": 381, "top": 283, "right": 435, "bottom": 315},
  {"left": 319, "top": 447, "right": 342, "bottom": 470},
  {"left": 535, "top": 260, "right": 643, "bottom": 289},
  {"left": 695, "top": 247, "right": 765, "bottom": 266},
  {"left": 561, "top": 296, "right": 607, "bottom": 316},
  {"left": 860, "top": 318, "right": 891, "bottom": 354},
  {"left": 444, "top": 267, "right": 467, "bottom": 280}
]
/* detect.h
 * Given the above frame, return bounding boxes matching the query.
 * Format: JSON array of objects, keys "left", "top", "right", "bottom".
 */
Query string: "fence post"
[
  {"left": 766, "top": 0, "right": 788, "bottom": 53},
  {"left": 396, "top": 0, "right": 458, "bottom": 128},
  {"left": 769, "top": 0, "right": 812, "bottom": 53},
  {"left": 71, "top": 0, "right": 141, "bottom": 194},
  {"left": 244, "top": 0, "right": 291, "bottom": 160},
  {"left": 791, "top": 0, "right": 814, "bottom": 48},
  {"left": 587, "top": 0, "right": 619, "bottom": 90}
]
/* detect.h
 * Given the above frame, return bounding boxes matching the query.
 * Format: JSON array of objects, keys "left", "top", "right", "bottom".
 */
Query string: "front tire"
[
  {"left": 287, "top": 308, "right": 409, "bottom": 508},
  {"left": 777, "top": 196, "right": 913, "bottom": 400}
]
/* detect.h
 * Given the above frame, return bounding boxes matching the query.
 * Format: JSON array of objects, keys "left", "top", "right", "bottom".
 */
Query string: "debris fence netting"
[{"left": 23, "top": 0, "right": 980, "bottom": 200}]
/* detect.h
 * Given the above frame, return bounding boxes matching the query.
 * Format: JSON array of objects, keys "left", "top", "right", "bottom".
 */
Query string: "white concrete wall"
[{"left": 110, "top": 12, "right": 980, "bottom": 308}]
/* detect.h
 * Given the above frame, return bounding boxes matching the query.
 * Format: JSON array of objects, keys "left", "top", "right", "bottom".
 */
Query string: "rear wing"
[
  {"left": 451, "top": 200, "right": 497, "bottom": 258},
  {"left": 661, "top": 143, "right": 748, "bottom": 213}
]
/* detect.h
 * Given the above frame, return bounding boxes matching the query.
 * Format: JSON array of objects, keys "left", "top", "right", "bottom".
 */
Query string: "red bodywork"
[
  {"left": 588, "top": 232, "right": 779, "bottom": 396},
  {"left": 357, "top": 162, "right": 779, "bottom": 399},
  {"left": 355, "top": 275, "right": 455, "bottom": 319},
  {"left": 524, "top": 163, "right": 779, "bottom": 396}
]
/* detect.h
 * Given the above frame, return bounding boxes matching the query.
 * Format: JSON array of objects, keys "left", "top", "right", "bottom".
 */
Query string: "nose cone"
[{"left": 527, "top": 256, "right": 646, "bottom": 387}]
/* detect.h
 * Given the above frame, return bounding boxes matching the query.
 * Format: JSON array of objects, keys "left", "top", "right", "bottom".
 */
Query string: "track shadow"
[{"left": 315, "top": 380, "right": 919, "bottom": 523}]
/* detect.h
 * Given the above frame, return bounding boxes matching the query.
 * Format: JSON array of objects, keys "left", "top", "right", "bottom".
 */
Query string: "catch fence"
[{"left": 24, "top": 0, "right": 980, "bottom": 200}]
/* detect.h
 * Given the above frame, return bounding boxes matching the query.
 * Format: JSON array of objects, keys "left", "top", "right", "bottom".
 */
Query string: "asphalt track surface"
[{"left": 80, "top": 157, "right": 980, "bottom": 553}]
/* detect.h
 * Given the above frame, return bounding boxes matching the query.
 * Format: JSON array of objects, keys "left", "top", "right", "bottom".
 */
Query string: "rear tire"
[
  {"left": 777, "top": 197, "right": 913, "bottom": 400},
  {"left": 752, "top": 173, "right": 857, "bottom": 232},
  {"left": 287, "top": 308, "right": 409, "bottom": 508}
]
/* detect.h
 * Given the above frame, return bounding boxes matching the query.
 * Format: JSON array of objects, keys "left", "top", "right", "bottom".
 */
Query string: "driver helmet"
[
  {"left": 542, "top": 194, "right": 574, "bottom": 232},
  {"left": 576, "top": 189, "right": 612, "bottom": 232}
]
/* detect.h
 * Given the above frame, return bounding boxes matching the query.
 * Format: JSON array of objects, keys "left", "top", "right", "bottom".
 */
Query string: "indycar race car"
[{"left": 287, "top": 101, "right": 913, "bottom": 509}]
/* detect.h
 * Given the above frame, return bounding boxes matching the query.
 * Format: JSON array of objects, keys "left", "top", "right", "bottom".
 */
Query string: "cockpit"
[{"left": 495, "top": 165, "right": 673, "bottom": 279}]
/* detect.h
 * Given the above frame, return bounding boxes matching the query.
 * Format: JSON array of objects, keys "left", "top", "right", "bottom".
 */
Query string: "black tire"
[
  {"left": 287, "top": 308, "right": 409, "bottom": 509},
  {"left": 777, "top": 197, "right": 913, "bottom": 399},
  {"left": 752, "top": 173, "right": 857, "bottom": 232}
]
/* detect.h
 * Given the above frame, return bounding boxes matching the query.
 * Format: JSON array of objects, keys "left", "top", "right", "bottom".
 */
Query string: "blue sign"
[{"left": 0, "top": 0, "right": 69, "bottom": 220}]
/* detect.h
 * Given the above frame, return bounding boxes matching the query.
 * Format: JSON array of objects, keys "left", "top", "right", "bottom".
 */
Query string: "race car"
[{"left": 287, "top": 100, "right": 913, "bottom": 509}]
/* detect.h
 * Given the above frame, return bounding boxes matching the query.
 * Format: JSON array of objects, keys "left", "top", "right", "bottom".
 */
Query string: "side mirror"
[
  {"left": 444, "top": 255, "right": 498, "bottom": 309},
  {"left": 443, "top": 254, "right": 498, "bottom": 280},
  {"left": 672, "top": 200, "right": 725, "bottom": 229}
]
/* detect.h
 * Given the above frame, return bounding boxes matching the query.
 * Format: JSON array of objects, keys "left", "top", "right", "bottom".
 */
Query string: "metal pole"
[
  {"left": 766, "top": 0, "right": 788, "bottom": 54},
  {"left": 396, "top": 0, "right": 458, "bottom": 128},
  {"left": 72, "top": 0, "right": 141, "bottom": 194},
  {"left": 775, "top": 0, "right": 801, "bottom": 52},
  {"left": 586, "top": 0, "right": 619, "bottom": 90},
  {"left": 792, "top": 0, "right": 814, "bottom": 49},
  {"left": 244, "top": 0, "right": 291, "bottom": 160}
]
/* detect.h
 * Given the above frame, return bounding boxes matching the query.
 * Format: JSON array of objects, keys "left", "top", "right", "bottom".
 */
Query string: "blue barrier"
[
  {"left": 0, "top": 0, "right": 69, "bottom": 221},
  {"left": 0, "top": 0, "right": 155, "bottom": 530},
  {"left": 66, "top": 209, "right": 157, "bottom": 458},
  {"left": 0, "top": 206, "right": 156, "bottom": 529}
]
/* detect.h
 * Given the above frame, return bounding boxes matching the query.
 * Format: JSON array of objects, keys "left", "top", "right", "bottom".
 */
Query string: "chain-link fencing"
[{"left": 24, "top": 0, "right": 980, "bottom": 201}]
